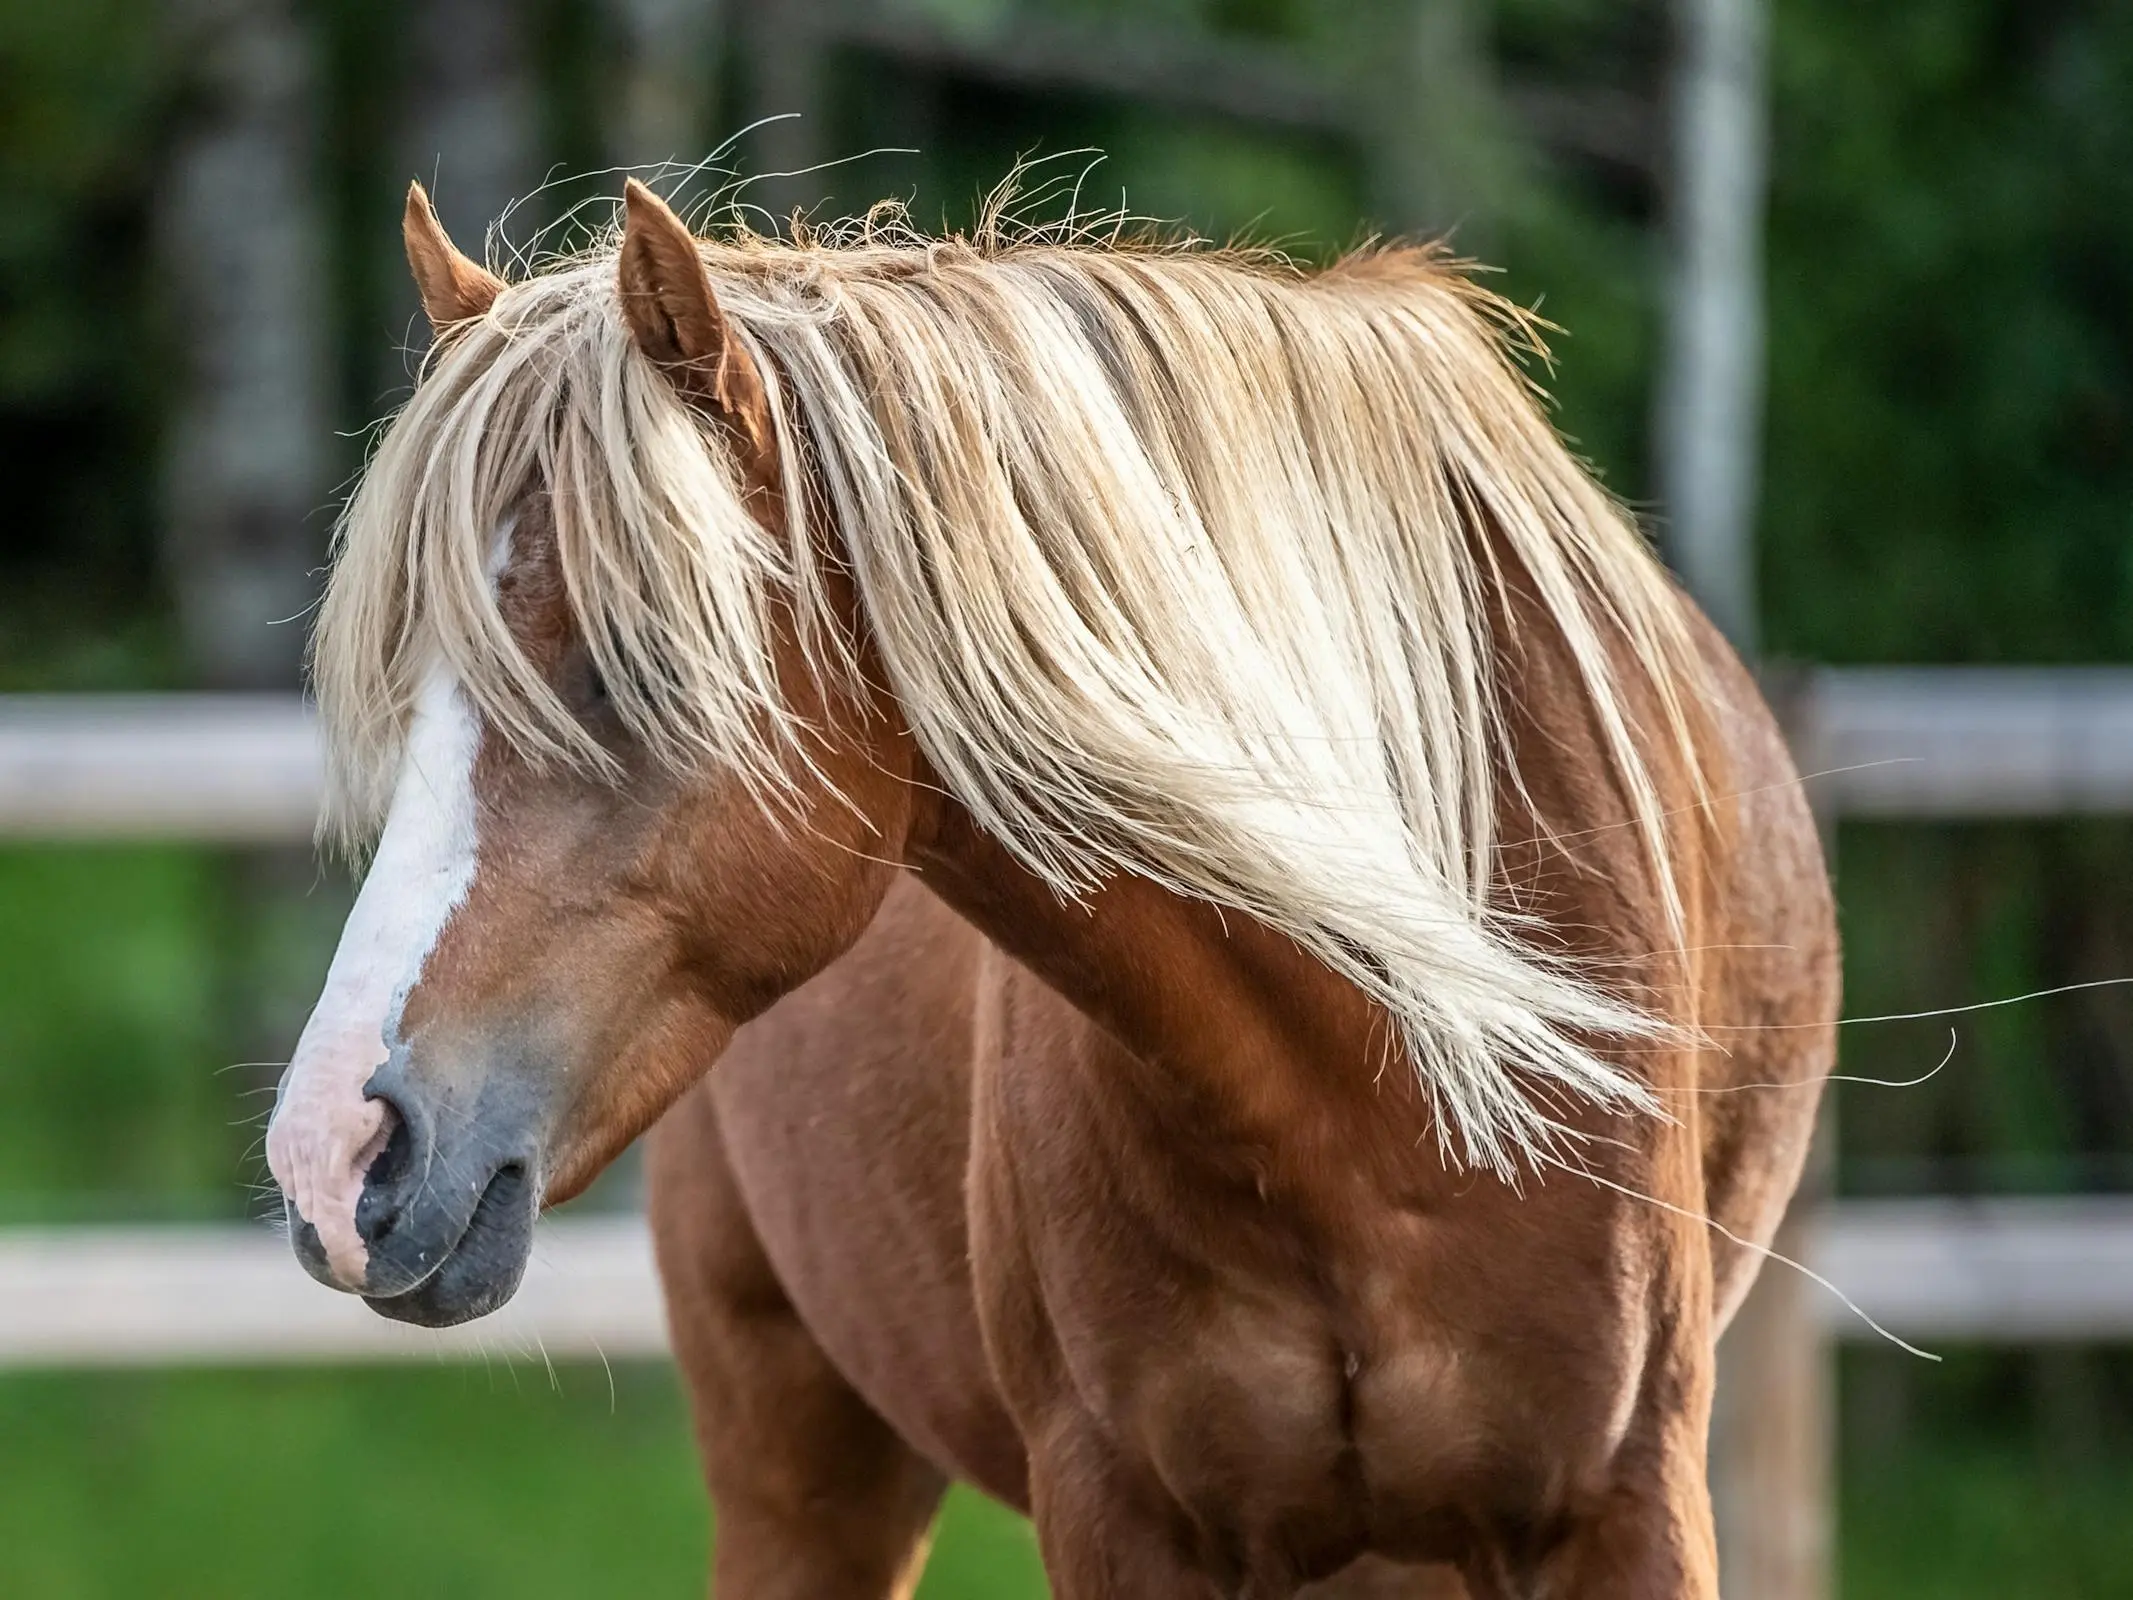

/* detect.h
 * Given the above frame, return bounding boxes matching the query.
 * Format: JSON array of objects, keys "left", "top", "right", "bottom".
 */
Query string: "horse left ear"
[
  {"left": 403, "top": 181, "right": 504, "bottom": 332},
  {"left": 618, "top": 178, "right": 773, "bottom": 458}
]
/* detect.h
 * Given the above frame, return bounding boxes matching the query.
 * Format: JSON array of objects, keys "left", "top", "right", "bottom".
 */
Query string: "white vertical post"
[{"left": 1657, "top": 0, "right": 1769, "bottom": 655}]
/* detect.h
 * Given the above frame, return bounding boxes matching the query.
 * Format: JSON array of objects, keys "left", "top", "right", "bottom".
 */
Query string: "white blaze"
[{"left": 266, "top": 665, "right": 481, "bottom": 1289}]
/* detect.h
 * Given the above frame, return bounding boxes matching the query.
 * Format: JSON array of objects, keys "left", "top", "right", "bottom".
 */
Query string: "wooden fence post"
[
  {"left": 1711, "top": 1132, "right": 1835, "bottom": 1600},
  {"left": 1710, "top": 673, "right": 1836, "bottom": 1600}
]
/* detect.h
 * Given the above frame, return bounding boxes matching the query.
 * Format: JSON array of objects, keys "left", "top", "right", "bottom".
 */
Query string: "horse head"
[{"left": 265, "top": 182, "right": 919, "bottom": 1325}]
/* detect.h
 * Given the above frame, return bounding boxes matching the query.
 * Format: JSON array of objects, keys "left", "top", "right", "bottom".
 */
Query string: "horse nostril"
[{"left": 355, "top": 1097, "right": 413, "bottom": 1246}]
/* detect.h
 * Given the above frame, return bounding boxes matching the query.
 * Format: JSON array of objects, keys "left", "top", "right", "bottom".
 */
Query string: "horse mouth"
[{"left": 363, "top": 1162, "right": 537, "bottom": 1328}]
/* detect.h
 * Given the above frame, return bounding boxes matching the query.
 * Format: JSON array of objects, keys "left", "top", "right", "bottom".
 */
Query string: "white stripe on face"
[{"left": 266, "top": 664, "right": 482, "bottom": 1289}]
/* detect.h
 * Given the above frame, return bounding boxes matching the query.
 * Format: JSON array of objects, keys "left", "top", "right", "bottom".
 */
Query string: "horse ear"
[
  {"left": 403, "top": 181, "right": 504, "bottom": 332},
  {"left": 617, "top": 178, "right": 772, "bottom": 455}
]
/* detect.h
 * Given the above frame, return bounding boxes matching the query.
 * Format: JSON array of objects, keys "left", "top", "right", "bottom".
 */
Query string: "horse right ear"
[
  {"left": 403, "top": 181, "right": 504, "bottom": 333},
  {"left": 616, "top": 178, "right": 773, "bottom": 460}
]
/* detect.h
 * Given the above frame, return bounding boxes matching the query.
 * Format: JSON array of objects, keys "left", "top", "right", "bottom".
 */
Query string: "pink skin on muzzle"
[{"left": 266, "top": 667, "right": 481, "bottom": 1291}]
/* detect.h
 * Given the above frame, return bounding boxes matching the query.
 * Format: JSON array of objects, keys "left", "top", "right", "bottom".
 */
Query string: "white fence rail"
[
  {"left": 0, "top": 1216, "right": 665, "bottom": 1367},
  {"left": 0, "top": 694, "right": 319, "bottom": 841},
  {"left": 3, "top": 1200, "right": 2128, "bottom": 1369},
  {"left": 1820, "top": 1197, "right": 2133, "bottom": 1342},
  {"left": 1794, "top": 667, "right": 2133, "bottom": 816},
  {"left": 11, "top": 669, "right": 2133, "bottom": 840}
]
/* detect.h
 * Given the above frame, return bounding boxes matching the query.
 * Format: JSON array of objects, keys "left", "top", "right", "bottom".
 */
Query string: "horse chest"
[
  {"left": 1029, "top": 1247, "right": 1613, "bottom": 1584},
  {"left": 972, "top": 948, "right": 1655, "bottom": 1572},
  {"left": 984, "top": 1154, "right": 1620, "bottom": 1569}
]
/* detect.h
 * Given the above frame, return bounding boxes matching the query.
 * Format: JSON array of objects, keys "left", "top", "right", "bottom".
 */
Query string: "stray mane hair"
[{"left": 317, "top": 197, "right": 1713, "bottom": 1175}]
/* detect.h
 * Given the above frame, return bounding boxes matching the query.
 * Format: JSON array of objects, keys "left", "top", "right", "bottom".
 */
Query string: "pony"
[{"left": 265, "top": 177, "right": 1836, "bottom": 1599}]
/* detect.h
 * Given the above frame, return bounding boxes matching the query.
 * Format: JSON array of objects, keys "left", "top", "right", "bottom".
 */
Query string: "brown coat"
[{"left": 650, "top": 589, "right": 1835, "bottom": 1598}]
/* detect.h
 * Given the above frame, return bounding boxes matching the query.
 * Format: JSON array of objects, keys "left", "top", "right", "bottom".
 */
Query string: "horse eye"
[{"left": 575, "top": 654, "right": 611, "bottom": 713}]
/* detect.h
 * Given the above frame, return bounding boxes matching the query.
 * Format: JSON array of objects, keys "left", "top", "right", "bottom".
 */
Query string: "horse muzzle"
[{"left": 275, "top": 1052, "right": 544, "bottom": 1328}]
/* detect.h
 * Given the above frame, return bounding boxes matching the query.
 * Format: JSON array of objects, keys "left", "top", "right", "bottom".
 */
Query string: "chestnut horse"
[{"left": 267, "top": 179, "right": 1835, "bottom": 1599}]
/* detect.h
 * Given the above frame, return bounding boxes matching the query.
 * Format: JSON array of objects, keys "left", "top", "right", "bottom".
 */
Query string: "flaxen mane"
[{"left": 316, "top": 203, "right": 1711, "bottom": 1175}]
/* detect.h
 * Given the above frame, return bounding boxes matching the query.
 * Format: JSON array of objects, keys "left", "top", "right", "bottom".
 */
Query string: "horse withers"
[{"left": 266, "top": 178, "right": 1836, "bottom": 1598}]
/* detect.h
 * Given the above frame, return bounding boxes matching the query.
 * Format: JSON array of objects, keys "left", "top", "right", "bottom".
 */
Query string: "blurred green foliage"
[
  {"left": 1838, "top": 1342, "right": 2133, "bottom": 1599},
  {"left": 0, "top": 845, "right": 353, "bottom": 1223},
  {"left": 0, "top": 0, "right": 174, "bottom": 688},
  {"left": 1764, "top": 1, "right": 2133, "bottom": 664},
  {"left": 1837, "top": 820, "right": 2133, "bottom": 1196}
]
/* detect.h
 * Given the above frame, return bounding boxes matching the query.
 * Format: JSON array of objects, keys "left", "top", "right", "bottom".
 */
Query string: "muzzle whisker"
[{"left": 215, "top": 1059, "right": 292, "bottom": 1078}]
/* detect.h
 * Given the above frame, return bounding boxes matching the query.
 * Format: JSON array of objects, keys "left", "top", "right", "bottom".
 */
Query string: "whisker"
[
  {"left": 1548, "top": 1152, "right": 1940, "bottom": 1363},
  {"left": 1707, "top": 976, "right": 2133, "bottom": 1033},
  {"left": 1685, "top": 1028, "right": 1961, "bottom": 1093},
  {"left": 216, "top": 1060, "right": 290, "bottom": 1078}
]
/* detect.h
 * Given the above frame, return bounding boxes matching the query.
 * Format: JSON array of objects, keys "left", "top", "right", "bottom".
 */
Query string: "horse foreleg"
[
  {"left": 1487, "top": 1378, "right": 1721, "bottom": 1600},
  {"left": 1515, "top": 1474, "right": 1719, "bottom": 1600},
  {"left": 649, "top": 1083, "right": 946, "bottom": 1600},
  {"left": 1025, "top": 1420, "right": 1227, "bottom": 1600}
]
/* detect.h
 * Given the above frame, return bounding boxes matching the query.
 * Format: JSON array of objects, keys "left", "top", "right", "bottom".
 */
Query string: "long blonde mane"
[{"left": 318, "top": 202, "right": 1713, "bottom": 1176}]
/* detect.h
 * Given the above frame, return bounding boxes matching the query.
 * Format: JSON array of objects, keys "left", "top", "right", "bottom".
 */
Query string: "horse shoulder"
[
  {"left": 656, "top": 874, "right": 1029, "bottom": 1503},
  {"left": 1680, "top": 613, "right": 1840, "bottom": 1324},
  {"left": 1493, "top": 582, "right": 1837, "bottom": 1322}
]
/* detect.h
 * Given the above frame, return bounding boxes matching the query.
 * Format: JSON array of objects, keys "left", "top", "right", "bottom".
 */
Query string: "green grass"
[
  {"left": 0, "top": 847, "right": 223, "bottom": 1214},
  {"left": 0, "top": 1364, "right": 1048, "bottom": 1599},
  {"left": 3, "top": 1362, "right": 2131, "bottom": 1598},
  {"left": 1842, "top": 1446, "right": 2133, "bottom": 1600}
]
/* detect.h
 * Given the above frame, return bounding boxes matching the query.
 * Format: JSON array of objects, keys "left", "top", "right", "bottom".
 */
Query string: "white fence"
[
  {"left": 0, "top": 1217, "right": 663, "bottom": 1366},
  {"left": 1796, "top": 667, "right": 2133, "bottom": 816},
  {"left": 0, "top": 694, "right": 319, "bottom": 841},
  {"left": 13, "top": 667, "right": 2133, "bottom": 840},
  {"left": 4, "top": 671, "right": 2133, "bottom": 1368}
]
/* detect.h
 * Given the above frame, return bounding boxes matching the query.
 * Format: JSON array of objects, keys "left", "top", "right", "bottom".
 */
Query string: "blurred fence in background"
[
  {"left": 4, "top": 1198, "right": 2132, "bottom": 1364},
  {"left": 20, "top": 667, "right": 2133, "bottom": 839}
]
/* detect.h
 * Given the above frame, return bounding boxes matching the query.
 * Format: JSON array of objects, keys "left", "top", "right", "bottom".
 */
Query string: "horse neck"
[
  {"left": 909, "top": 800, "right": 1411, "bottom": 1149},
  {"left": 896, "top": 590, "right": 1712, "bottom": 1173}
]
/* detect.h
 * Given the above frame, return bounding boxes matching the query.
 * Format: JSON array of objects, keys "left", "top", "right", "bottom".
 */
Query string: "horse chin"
[{"left": 363, "top": 1162, "right": 537, "bottom": 1328}]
